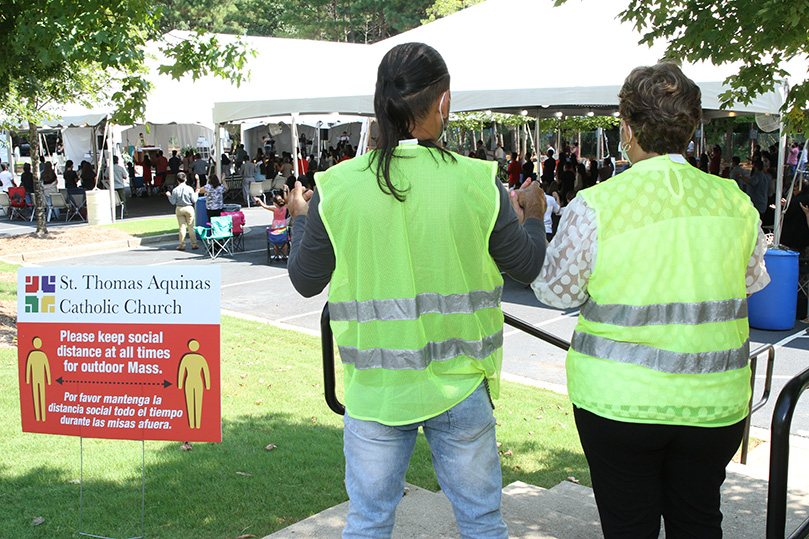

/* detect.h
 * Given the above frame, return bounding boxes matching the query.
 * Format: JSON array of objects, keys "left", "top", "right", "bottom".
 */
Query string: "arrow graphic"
[{"left": 56, "top": 377, "right": 172, "bottom": 388}]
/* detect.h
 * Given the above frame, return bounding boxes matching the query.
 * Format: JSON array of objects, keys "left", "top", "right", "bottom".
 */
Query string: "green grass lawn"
[
  {"left": 2, "top": 263, "right": 588, "bottom": 538},
  {"left": 102, "top": 217, "right": 177, "bottom": 237}
]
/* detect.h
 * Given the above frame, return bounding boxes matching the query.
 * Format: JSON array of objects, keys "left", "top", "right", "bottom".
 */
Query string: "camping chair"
[
  {"left": 266, "top": 220, "right": 290, "bottom": 263},
  {"left": 195, "top": 216, "right": 234, "bottom": 260},
  {"left": 66, "top": 188, "right": 87, "bottom": 222},
  {"left": 0, "top": 192, "right": 11, "bottom": 218},
  {"left": 8, "top": 187, "right": 32, "bottom": 220},
  {"left": 47, "top": 192, "right": 70, "bottom": 222},
  {"left": 114, "top": 190, "right": 125, "bottom": 219},
  {"left": 248, "top": 181, "right": 264, "bottom": 207},
  {"left": 222, "top": 211, "right": 245, "bottom": 251}
]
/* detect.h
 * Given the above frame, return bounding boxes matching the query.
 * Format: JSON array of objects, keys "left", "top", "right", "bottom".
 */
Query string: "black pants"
[
  {"left": 573, "top": 406, "right": 745, "bottom": 539},
  {"left": 206, "top": 208, "right": 222, "bottom": 220}
]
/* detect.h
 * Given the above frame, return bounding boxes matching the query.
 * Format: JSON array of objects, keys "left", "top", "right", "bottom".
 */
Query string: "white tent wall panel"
[{"left": 120, "top": 124, "right": 214, "bottom": 156}]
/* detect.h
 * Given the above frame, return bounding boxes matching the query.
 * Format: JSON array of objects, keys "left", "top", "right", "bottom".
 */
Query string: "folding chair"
[
  {"left": 66, "top": 188, "right": 87, "bottom": 222},
  {"left": 47, "top": 192, "right": 70, "bottom": 222},
  {"left": 0, "top": 192, "right": 11, "bottom": 218},
  {"left": 267, "top": 221, "right": 289, "bottom": 263},
  {"left": 196, "top": 216, "right": 234, "bottom": 260},
  {"left": 248, "top": 181, "right": 264, "bottom": 207},
  {"left": 262, "top": 178, "right": 273, "bottom": 198},
  {"left": 222, "top": 211, "right": 245, "bottom": 251},
  {"left": 132, "top": 176, "right": 146, "bottom": 197},
  {"left": 8, "top": 187, "right": 32, "bottom": 220},
  {"left": 114, "top": 190, "right": 126, "bottom": 219}
]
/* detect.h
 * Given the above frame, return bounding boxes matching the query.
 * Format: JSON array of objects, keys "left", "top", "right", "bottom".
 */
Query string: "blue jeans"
[{"left": 342, "top": 381, "right": 507, "bottom": 539}]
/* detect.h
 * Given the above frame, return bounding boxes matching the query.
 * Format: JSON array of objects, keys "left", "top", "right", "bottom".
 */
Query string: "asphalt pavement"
[{"left": 8, "top": 203, "right": 809, "bottom": 437}]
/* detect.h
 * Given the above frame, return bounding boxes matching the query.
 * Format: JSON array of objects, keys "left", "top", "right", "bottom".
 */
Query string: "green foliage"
[
  {"left": 554, "top": 0, "right": 809, "bottom": 134},
  {"left": 274, "top": 0, "right": 434, "bottom": 43},
  {"left": 0, "top": 0, "right": 254, "bottom": 234},
  {"left": 422, "top": 0, "right": 485, "bottom": 24},
  {"left": 155, "top": 0, "right": 283, "bottom": 36}
]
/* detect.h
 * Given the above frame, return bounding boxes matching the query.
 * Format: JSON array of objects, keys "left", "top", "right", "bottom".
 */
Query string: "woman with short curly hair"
[{"left": 528, "top": 62, "right": 770, "bottom": 538}]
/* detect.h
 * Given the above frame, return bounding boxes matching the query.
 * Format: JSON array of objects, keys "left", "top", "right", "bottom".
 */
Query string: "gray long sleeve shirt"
[{"left": 288, "top": 181, "right": 546, "bottom": 298}]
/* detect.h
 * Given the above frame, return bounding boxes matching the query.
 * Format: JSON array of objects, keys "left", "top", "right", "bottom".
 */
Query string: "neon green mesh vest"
[
  {"left": 570, "top": 155, "right": 759, "bottom": 427},
  {"left": 317, "top": 144, "right": 504, "bottom": 426}
]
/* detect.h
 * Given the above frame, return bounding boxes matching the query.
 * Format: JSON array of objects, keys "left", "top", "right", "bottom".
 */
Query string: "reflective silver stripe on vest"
[
  {"left": 571, "top": 331, "right": 749, "bottom": 374},
  {"left": 330, "top": 286, "right": 504, "bottom": 323},
  {"left": 339, "top": 330, "right": 503, "bottom": 370},
  {"left": 580, "top": 298, "right": 748, "bottom": 327}
]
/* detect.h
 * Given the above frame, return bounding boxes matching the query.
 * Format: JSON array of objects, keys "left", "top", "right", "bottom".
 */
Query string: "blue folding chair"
[{"left": 195, "top": 216, "right": 234, "bottom": 260}]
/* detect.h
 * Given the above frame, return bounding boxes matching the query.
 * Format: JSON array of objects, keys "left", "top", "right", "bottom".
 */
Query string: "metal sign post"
[{"left": 79, "top": 438, "right": 146, "bottom": 539}]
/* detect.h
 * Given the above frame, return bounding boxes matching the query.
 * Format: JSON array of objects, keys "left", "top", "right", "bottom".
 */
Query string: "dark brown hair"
[
  {"left": 618, "top": 63, "right": 702, "bottom": 155},
  {"left": 371, "top": 42, "right": 453, "bottom": 201}
]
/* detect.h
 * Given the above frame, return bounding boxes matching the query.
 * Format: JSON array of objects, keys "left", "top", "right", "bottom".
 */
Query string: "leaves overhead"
[
  {"left": 554, "top": 0, "right": 809, "bottom": 134},
  {"left": 0, "top": 0, "right": 254, "bottom": 128}
]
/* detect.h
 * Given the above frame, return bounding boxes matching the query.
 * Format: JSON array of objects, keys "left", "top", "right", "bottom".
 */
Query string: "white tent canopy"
[{"left": 212, "top": 0, "right": 803, "bottom": 124}]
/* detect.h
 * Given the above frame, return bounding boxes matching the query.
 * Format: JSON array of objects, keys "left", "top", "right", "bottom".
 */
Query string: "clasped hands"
[{"left": 510, "top": 179, "right": 546, "bottom": 224}]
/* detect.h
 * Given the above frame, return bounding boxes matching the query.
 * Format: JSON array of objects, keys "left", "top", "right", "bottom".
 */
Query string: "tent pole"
[
  {"left": 774, "top": 111, "right": 787, "bottom": 247},
  {"left": 534, "top": 112, "right": 540, "bottom": 157},
  {"left": 91, "top": 125, "right": 99, "bottom": 180},
  {"left": 108, "top": 116, "right": 116, "bottom": 222},
  {"left": 597, "top": 127, "right": 603, "bottom": 162},
  {"left": 292, "top": 114, "right": 300, "bottom": 178},
  {"left": 699, "top": 120, "right": 704, "bottom": 156},
  {"left": 215, "top": 123, "right": 222, "bottom": 180}
]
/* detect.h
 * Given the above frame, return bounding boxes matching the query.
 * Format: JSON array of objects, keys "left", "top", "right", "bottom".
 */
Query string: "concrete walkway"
[{"left": 264, "top": 428, "right": 809, "bottom": 538}]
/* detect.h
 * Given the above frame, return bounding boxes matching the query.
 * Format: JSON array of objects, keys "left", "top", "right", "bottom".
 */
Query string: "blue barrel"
[
  {"left": 748, "top": 248, "right": 798, "bottom": 330},
  {"left": 195, "top": 196, "right": 207, "bottom": 240}
]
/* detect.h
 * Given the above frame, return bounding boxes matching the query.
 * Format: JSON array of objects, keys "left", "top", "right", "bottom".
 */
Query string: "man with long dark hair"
[{"left": 287, "top": 42, "right": 546, "bottom": 538}]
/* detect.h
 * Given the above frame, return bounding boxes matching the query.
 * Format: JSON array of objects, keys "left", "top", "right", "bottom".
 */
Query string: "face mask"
[
  {"left": 620, "top": 123, "right": 633, "bottom": 165},
  {"left": 438, "top": 91, "right": 449, "bottom": 141}
]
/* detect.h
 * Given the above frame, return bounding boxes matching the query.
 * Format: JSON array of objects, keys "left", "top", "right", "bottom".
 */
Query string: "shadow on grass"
[
  {"left": 2, "top": 412, "right": 345, "bottom": 539},
  {"left": 3, "top": 411, "right": 591, "bottom": 539}
]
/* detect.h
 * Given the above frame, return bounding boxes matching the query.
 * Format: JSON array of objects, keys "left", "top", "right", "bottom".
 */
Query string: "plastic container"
[
  {"left": 86, "top": 190, "right": 113, "bottom": 226},
  {"left": 748, "top": 248, "right": 798, "bottom": 330}
]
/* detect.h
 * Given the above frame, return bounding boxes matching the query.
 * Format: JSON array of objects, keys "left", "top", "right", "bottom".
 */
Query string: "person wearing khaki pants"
[{"left": 166, "top": 172, "right": 200, "bottom": 250}]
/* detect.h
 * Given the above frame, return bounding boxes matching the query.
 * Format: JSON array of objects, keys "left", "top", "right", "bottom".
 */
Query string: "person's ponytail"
[{"left": 370, "top": 43, "right": 454, "bottom": 202}]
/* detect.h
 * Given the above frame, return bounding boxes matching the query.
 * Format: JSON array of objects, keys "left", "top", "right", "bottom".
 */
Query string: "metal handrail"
[
  {"left": 320, "top": 308, "right": 573, "bottom": 415},
  {"left": 320, "top": 307, "right": 774, "bottom": 467},
  {"left": 741, "top": 344, "right": 777, "bottom": 464},
  {"left": 766, "top": 366, "right": 809, "bottom": 539},
  {"left": 321, "top": 304, "right": 345, "bottom": 415}
]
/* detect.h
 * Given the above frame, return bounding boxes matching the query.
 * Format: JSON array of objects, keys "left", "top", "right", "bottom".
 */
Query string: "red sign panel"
[{"left": 18, "top": 267, "right": 221, "bottom": 442}]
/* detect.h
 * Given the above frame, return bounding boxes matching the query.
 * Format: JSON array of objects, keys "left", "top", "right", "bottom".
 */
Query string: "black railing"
[
  {"left": 741, "top": 344, "right": 777, "bottom": 464},
  {"left": 319, "top": 307, "right": 571, "bottom": 415},
  {"left": 766, "top": 366, "right": 809, "bottom": 539},
  {"left": 321, "top": 304, "right": 345, "bottom": 415}
]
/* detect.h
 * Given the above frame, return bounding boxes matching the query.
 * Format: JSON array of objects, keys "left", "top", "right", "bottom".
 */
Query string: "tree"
[
  {"left": 555, "top": 0, "right": 809, "bottom": 134},
  {"left": 277, "top": 0, "right": 433, "bottom": 43},
  {"left": 155, "top": 0, "right": 282, "bottom": 37},
  {"left": 0, "top": 0, "right": 253, "bottom": 235},
  {"left": 422, "top": 0, "right": 484, "bottom": 24}
]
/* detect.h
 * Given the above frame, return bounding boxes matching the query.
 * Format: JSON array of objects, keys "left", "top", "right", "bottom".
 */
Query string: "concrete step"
[
  {"left": 264, "top": 438, "right": 809, "bottom": 539},
  {"left": 263, "top": 484, "right": 452, "bottom": 538}
]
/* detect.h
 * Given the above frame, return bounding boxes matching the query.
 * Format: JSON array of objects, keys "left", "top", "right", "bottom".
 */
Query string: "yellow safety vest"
[
  {"left": 317, "top": 144, "right": 503, "bottom": 425},
  {"left": 569, "top": 155, "right": 759, "bottom": 426}
]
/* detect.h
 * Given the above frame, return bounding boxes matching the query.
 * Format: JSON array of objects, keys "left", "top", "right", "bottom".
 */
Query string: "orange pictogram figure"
[
  {"left": 177, "top": 339, "right": 210, "bottom": 429},
  {"left": 25, "top": 337, "right": 51, "bottom": 421}
]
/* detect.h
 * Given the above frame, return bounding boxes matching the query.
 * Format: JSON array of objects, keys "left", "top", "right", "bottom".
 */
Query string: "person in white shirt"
[
  {"left": 0, "top": 163, "right": 15, "bottom": 192},
  {"left": 543, "top": 191, "right": 561, "bottom": 241}
]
